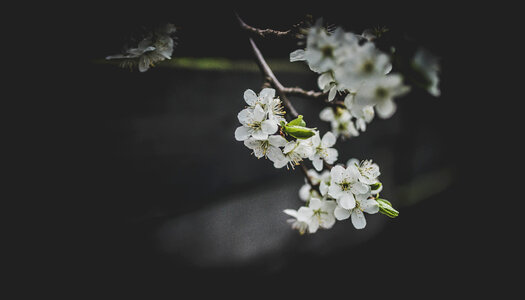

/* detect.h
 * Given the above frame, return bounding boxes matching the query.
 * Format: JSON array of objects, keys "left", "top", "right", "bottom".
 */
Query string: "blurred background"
[{"left": 65, "top": 4, "right": 485, "bottom": 297}]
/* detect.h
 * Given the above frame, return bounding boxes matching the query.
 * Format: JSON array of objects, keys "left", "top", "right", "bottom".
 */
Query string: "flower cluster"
[
  {"left": 290, "top": 20, "right": 410, "bottom": 139},
  {"left": 235, "top": 88, "right": 338, "bottom": 171},
  {"left": 106, "top": 23, "right": 177, "bottom": 72},
  {"left": 284, "top": 158, "right": 397, "bottom": 234}
]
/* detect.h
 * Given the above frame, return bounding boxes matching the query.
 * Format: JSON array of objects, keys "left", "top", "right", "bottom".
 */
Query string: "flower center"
[
  {"left": 362, "top": 60, "right": 375, "bottom": 73},
  {"left": 340, "top": 181, "right": 351, "bottom": 191},
  {"left": 321, "top": 45, "right": 334, "bottom": 58},
  {"left": 375, "top": 87, "right": 388, "bottom": 99}
]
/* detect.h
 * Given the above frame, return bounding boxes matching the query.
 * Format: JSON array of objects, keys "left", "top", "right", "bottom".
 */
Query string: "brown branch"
[
  {"left": 282, "top": 87, "right": 325, "bottom": 99},
  {"left": 236, "top": 13, "right": 295, "bottom": 39},
  {"left": 248, "top": 38, "right": 299, "bottom": 118}
]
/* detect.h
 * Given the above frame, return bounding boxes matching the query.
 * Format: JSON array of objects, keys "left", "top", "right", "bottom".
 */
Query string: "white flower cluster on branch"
[
  {"left": 284, "top": 159, "right": 393, "bottom": 233},
  {"left": 235, "top": 88, "right": 337, "bottom": 171},
  {"left": 290, "top": 19, "right": 411, "bottom": 139}
]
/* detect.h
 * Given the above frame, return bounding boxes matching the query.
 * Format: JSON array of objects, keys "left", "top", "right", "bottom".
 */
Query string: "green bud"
[
  {"left": 283, "top": 125, "right": 316, "bottom": 139},
  {"left": 377, "top": 198, "right": 399, "bottom": 218},
  {"left": 287, "top": 115, "right": 307, "bottom": 127}
]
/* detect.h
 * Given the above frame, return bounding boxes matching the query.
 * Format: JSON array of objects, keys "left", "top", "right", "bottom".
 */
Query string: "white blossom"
[
  {"left": 319, "top": 107, "right": 359, "bottom": 139},
  {"left": 354, "top": 74, "right": 410, "bottom": 119},
  {"left": 334, "top": 42, "right": 392, "bottom": 92},
  {"left": 274, "top": 139, "right": 314, "bottom": 169},
  {"left": 318, "top": 170, "right": 332, "bottom": 196},
  {"left": 413, "top": 48, "right": 441, "bottom": 97},
  {"left": 243, "top": 135, "right": 287, "bottom": 163},
  {"left": 309, "top": 131, "right": 338, "bottom": 171},
  {"left": 333, "top": 193, "right": 379, "bottom": 229},
  {"left": 328, "top": 164, "right": 370, "bottom": 210},
  {"left": 243, "top": 88, "right": 285, "bottom": 123},
  {"left": 284, "top": 198, "right": 337, "bottom": 234},
  {"left": 290, "top": 21, "right": 347, "bottom": 74},
  {"left": 235, "top": 104, "right": 278, "bottom": 141},
  {"left": 356, "top": 159, "right": 381, "bottom": 184},
  {"left": 106, "top": 24, "right": 176, "bottom": 72}
]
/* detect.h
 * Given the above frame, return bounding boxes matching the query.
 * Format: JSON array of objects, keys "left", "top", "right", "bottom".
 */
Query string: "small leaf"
[{"left": 287, "top": 115, "right": 306, "bottom": 127}]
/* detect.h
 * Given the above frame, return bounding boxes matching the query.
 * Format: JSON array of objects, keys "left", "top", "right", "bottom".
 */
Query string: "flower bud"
[{"left": 377, "top": 198, "right": 399, "bottom": 218}]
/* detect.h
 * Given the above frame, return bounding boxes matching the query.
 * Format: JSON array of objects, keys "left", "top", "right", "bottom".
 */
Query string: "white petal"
[
  {"left": 351, "top": 210, "right": 367, "bottom": 229},
  {"left": 138, "top": 56, "right": 150, "bottom": 72},
  {"left": 253, "top": 105, "right": 266, "bottom": 122},
  {"left": 339, "top": 194, "right": 356, "bottom": 210},
  {"left": 243, "top": 89, "right": 257, "bottom": 106},
  {"left": 312, "top": 156, "right": 323, "bottom": 171},
  {"left": 330, "top": 165, "right": 346, "bottom": 182},
  {"left": 319, "top": 107, "right": 335, "bottom": 121},
  {"left": 235, "top": 126, "right": 251, "bottom": 141},
  {"left": 319, "top": 181, "right": 329, "bottom": 196},
  {"left": 297, "top": 207, "right": 314, "bottom": 221},
  {"left": 268, "top": 135, "right": 287, "bottom": 147},
  {"left": 318, "top": 72, "right": 333, "bottom": 90},
  {"left": 375, "top": 99, "right": 397, "bottom": 119},
  {"left": 361, "top": 199, "right": 379, "bottom": 214},
  {"left": 299, "top": 184, "right": 311, "bottom": 201},
  {"left": 308, "top": 219, "right": 320, "bottom": 233},
  {"left": 259, "top": 88, "right": 275, "bottom": 101},
  {"left": 290, "top": 49, "right": 306, "bottom": 62},
  {"left": 347, "top": 158, "right": 359, "bottom": 167},
  {"left": 250, "top": 129, "right": 268, "bottom": 140},
  {"left": 309, "top": 198, "right": 322, "bottom": 210},
  {"left": 328, "top": 85, "right": 338, "bottom": 101},
  {"left": 328, "top": 184, "right": 342, "bottom": 199},
  {"left": 267, "top": 146, "right": 285, "bottom": 162},
  {"left": 351, "top": 182, "right": 370, "bottom": 195},
  {"left": 283, "top": 209, "right": 297, "bottom": 218},
  {"left": 283, "top": 141, "right": 296, "bottom": 154},
  {"left": 322, "top": 131, "right": 336, "bottom": 147},
  {"left": 325, "top": 148, "right": 338, "bottom": 164},
  {"left": 334, "top": 206, "right": 351, "bottom": 220},
  {"left": 273, "top": 158, "right": 288, "bottom": 169},
  {"left": 237, "top": 109, "right": 252, "bottom": 124},
  {"left": 243, "top": 138, "right": 260, "bottom": 150},
  {"left": 261, "top": 120, "right": 278, "bottom": 134}
]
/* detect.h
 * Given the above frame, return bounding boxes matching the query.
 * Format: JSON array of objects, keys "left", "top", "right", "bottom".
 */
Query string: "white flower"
[
  {"left": 334, "top": 42, "right": 392, "bottom": 92},
  {"left": 328, "top": 165, "right": 370, "bottom": 210},
  {"left": 354, "top": 74, "right": 410, "bottom": 119},
  {"left": 413, "top": 48, "right": 440, "bottom": 97},
  {"left": 243, "top": 88, "right": 285, "bottom": 123},
  {"left": 319, "top": 107, "right": 359, "bottom": 139},
  {"left": 333, "top": 193, "right": 379, "bottom": 229},
  {"left": 299, "top": 169, "right": 323, "bottom": 201},
  {"left": 284, "top": 198, "right": 337, "bottom": 234},
  {"left": 290, "top": 22, "right": 346, "bottom": 73},
  {"left": 309, "top": 131, "right": 338, "bottom": 171},
  {"left": 274, "top": 139, "right": 314, "bottom": 169},
  {"left": 318, "top": 170, "right": 332, "bottom": 196},
  {"left": 235, "top": 105, "right": 278, "bottom": 141},
  {"left": 283, "top": 208, "right": 309, "bottom": 235},
  {"left": 106, "top": 24, "right": 176, "bottom": 72},
  {"left": 356, "top": 159, "right": 381, "bottom": 184},
  {"left": 243, "top": 135, "right": 287, "bottom": 162}
]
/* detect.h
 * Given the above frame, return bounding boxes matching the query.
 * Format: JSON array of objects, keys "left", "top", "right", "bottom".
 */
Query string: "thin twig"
[
  {"left": 236, "top": 12, "right": 294, "bottom": 38},
  {"left": 248, "top": 38, "right": 299, "bottom": 118},
  {"left": 282, "top": 87, "right": 325, "bottom": 99}
]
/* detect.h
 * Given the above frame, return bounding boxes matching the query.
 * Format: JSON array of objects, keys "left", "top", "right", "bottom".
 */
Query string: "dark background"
[{"left": 39, "top": 3, "right": 509, "bottom": 297}]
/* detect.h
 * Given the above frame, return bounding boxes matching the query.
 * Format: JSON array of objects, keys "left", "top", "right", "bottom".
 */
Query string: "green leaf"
[{"left": 287, "top": 115, "right": 306, "bottom": 127}]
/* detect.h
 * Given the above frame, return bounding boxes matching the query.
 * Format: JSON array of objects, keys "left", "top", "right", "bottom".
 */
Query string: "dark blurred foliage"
[{"left": 25, "top": 3, "right": 514, "bottom": 298}]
